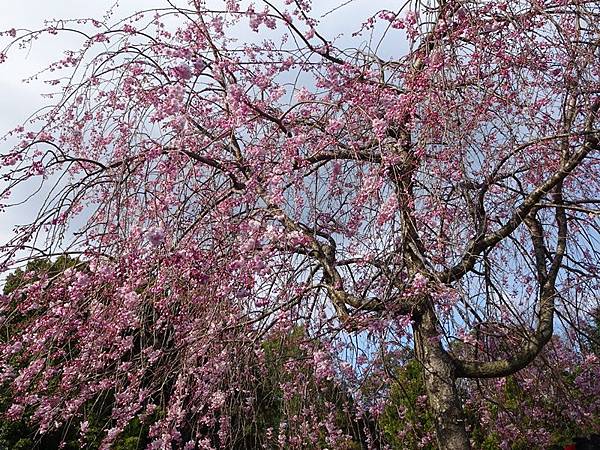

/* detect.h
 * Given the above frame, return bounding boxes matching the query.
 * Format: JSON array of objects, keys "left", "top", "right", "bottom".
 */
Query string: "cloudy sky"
[
  {"left": 0, "top": 0, "right": 393, "bottom": 123},
  {"left": 0, "top": 0, "right": 398, "bottom": 253},
  {"left": 0, "top": 1, "right": 126, "bottom": 250},
  {"left": 0, "top": 1, "right": 166, "bottom": 128}
]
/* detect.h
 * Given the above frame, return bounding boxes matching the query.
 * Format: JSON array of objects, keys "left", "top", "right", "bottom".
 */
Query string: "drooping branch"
[
  {"left": 440, "top": 99, "right": 600, "bottom": 284},
  {"left": 452, "top": 155, "right": 575, "bottom": 379}
]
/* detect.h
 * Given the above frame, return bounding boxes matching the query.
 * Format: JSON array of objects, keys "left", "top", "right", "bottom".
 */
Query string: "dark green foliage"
[
  {"left": 378, "top": 359, "right": 435, "bottom": 449},
  {"left": 583, "top": 307, "right": 600, "bottom": 356},
  {"left": 229, "top": 326, "right": 367, "bottom": 449},
  {"left": 3, "top": 255, "right": 81, "bottom": 296}
]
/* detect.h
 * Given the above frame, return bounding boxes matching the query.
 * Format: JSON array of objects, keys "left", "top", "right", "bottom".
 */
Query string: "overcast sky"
[
  {"left": 0, "top": 1, "right": 131, "bottom": 250},
  {"left": 0, "top": 0, "right": 395, "bottom": 122},
  {"left": 0, "top": 1, "right": 167, "bottom": 128},
  {"left": 0, "top": 0, "right": 398, "bottom": 254}
]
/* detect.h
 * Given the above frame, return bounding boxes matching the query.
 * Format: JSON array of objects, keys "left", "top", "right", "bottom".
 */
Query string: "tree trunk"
[{"left": 413, "top": 305, "right": 471, "bottom": 450}]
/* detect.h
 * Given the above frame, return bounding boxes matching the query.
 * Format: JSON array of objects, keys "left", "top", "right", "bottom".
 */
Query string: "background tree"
[
  {"left": 1, "top": 0, "right": 600, "bottom": 448},
  {"left": 463, "top": 335, "right": 600, "bottom": 449},
  {"left": 0, "top": 260, "right": 368, "bottom": 450},
  {"left": 0, "top": 257, "right": 155, "bottom": 449},
  {"left": 582, "top": 307, "right": 600, "bottom": 356}
]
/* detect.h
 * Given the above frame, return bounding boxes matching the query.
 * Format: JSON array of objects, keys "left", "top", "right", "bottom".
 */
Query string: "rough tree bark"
[{"left": 413, "top": 305, "right": 471, "bottom": 450}]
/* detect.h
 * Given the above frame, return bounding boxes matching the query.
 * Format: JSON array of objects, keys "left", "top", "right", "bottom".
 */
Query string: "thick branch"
[{"left": 440, "top": 114, "right": 600, "bottom": 283}]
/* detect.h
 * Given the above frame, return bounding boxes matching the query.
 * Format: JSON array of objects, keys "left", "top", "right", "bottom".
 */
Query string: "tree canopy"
[{"left": 1, "top": 0, "right": 600, "bottom": 448}]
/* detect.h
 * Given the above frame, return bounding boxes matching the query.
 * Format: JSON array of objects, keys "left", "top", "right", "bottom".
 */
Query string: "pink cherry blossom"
[{"left": 0, "top": 1, "right": 599, "bottom": 449}]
